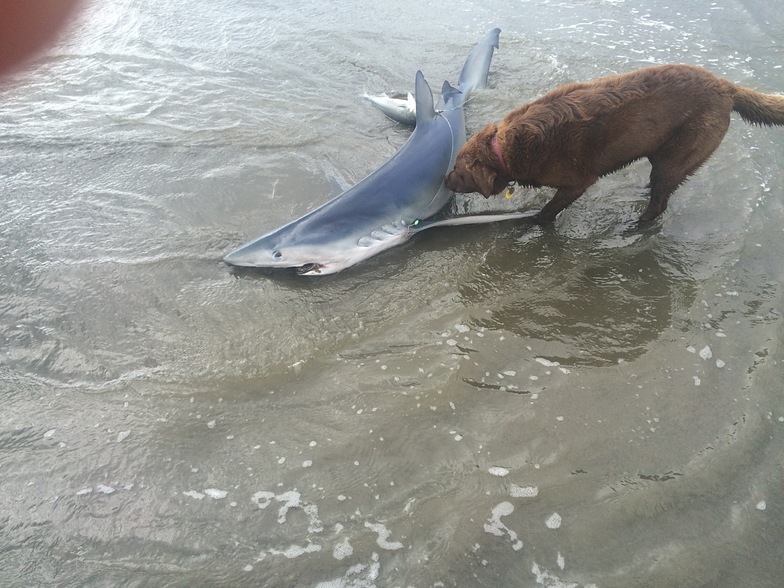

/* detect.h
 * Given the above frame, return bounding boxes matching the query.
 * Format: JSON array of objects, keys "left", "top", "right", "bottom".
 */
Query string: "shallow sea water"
[{"left": 1, "top": 0, "right": 783, "bottom": 586}]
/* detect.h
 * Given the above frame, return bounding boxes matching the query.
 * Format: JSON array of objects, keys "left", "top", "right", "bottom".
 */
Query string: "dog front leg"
[{"left": 536, "top": 186, "right": 588, "bottom": 224}]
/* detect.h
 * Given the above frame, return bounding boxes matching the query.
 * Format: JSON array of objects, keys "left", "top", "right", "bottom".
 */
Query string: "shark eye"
[{"left": 272, "top": 250, "right": 283, "bottom": 259}]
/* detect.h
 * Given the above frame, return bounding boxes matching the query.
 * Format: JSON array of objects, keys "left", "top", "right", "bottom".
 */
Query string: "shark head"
[
  {"left": 223, "top": 239, "right": 327, "bottom": 275},
  {"left": 223, "top": 229, "right": 345, "bottom": 275},
  {"left": 223, "top": 218, "right": 412, "bottom": 276}
]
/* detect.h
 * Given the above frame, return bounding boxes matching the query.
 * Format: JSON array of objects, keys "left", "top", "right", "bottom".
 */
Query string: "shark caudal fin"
[
  {"left": 413, "top": 70, "right": 436, "bottom": 126},
  {"left": 456, "top": 28, "right": 500, "bottom": 95},
  {"left": 436, "top": 28, "right": 500, "bottom": 112}
]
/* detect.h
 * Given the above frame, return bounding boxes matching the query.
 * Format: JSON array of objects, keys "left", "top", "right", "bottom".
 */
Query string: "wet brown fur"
[{"left": 445, "top": 64, "right": 784, "bottom": 223}]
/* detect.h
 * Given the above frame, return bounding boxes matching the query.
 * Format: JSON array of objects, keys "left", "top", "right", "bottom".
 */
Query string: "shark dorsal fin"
[
  {"left": 440, "top": 81, "right": 462, "bottom": 107},
  {"left": 414, "top": 70, "right": 436, "bottom": 125}
]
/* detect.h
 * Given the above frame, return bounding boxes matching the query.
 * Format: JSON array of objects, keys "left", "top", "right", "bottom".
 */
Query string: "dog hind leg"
[
  {"left": 641, "top": 164, "right": 688, "bottom": 222},
  {"left": 640, "top": 115, "right": 730, "bottom": 222}
]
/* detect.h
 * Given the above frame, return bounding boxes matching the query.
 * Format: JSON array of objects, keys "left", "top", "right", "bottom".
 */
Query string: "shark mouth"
[{"left": 296, "top": 263, "right": 324, "bottom": 275}]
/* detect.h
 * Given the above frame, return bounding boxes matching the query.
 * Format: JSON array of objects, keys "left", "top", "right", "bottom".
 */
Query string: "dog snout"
[
  {"left": 445, "top": 169, "right": 457, "bottom": 190},
  {"left": 446, "top": 168, "right": 468, "bottom": 192}
]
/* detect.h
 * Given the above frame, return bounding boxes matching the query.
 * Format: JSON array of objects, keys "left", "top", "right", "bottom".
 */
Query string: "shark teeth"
[{"left": 297, "top": 263, "right": 323, "bottom": 275}]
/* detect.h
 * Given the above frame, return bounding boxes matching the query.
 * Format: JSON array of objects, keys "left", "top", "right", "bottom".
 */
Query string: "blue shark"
[{"left": 223, "top": 29, "right": 534, "bottom": 275}]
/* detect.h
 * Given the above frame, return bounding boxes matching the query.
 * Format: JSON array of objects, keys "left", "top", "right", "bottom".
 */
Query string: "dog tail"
[{"left": 731, "top": 84, "right": 784, "bottom": 126}]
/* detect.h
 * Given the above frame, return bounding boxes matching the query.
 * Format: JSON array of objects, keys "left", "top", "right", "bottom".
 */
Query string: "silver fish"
[{"left": 363, "top": 91, "right": 417, "bottom": 126}]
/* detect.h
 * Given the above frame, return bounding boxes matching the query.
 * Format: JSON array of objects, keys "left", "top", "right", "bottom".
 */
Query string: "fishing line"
[{"left": 436, "top": 110, "right": 456, "bottom": 162}]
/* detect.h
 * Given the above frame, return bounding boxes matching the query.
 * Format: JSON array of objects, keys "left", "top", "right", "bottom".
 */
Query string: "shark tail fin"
[
  {"left": 414, "top": 70, "right": 436, "bottom": 125},
  {"left": 457, "top": 27, "right": 501, "bottom": 95}
]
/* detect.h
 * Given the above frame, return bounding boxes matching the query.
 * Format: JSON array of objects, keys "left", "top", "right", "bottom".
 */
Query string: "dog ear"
[{"left": 473, "top": 165, "right": 497, "bottom": 198}]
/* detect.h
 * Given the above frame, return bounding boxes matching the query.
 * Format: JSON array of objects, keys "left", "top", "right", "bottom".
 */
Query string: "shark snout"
[
  {"left": 223, "top": 242, "right": 281, "bottom": 267},
  {"left": 223, "top": 249, "right": 256, "bottom": 267}
]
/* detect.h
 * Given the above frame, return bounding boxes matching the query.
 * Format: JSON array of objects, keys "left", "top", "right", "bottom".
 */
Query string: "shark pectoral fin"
[{"left": 409, "top": 210, "right": 541, "bottom": 233}]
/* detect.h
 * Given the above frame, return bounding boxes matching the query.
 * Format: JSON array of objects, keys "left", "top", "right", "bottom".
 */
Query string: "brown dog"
[{"left": 445, "top": 64, "right": 784, "bottom": 223}]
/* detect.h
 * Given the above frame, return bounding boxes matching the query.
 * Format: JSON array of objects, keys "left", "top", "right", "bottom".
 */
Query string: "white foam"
[
  {"left": 76, "top": 487, "right": 92, "bottom": 496},
  {"left": 699, "top": 345, "right": 713, "bottom": 360},
  {"left": 96, "top": 484, "right": 115, "bottom": 494},
  {"left": 251, "top": 491, "right": 275, "bottom": 509},
  {"left": 333, "top": 537, "right": 353, "bottom": 560},
  {"left": 276, "top": 490, "right": 303, "bottom": 523},
  {"left": 364, "top": 521, "right": 403, "bottom": 550},
  {"left": 43, "top": 429, "right": 56, "bottom": 439},
  {"left": 535, "top": 358, "right": 560, "bottom": 367},
  {"left": 116, "top": 430, "right": 130, "bottom": 442},
  {"left": 269, "top": 541, "right": 321, "bottom": 559},
  {"left": 484, "top": 502, "right": 522, "bottom": 550},
  {"left": 316, "top": 552, "right": 380, "bottom": 588},
  {"left": 531, "top": 562, "right": 580, "bottom": 588},
  {"left": 183, "top": 490, "right": 205, "bottom": 500},
  {"left": 756, "top": 500, "right": 767, "bottom": 511},
  {"left": 304, "top": 503, "right": 324, "bottom": 533},
  {"left": 489, "top": 466, "right": 510, "bottom": 477},
  {"left": 546, "top": 513, "right": 562, "bottom": 529},
  {"left": 252, "top": 489, "right": 322, "bottom": 532},
  {"left": 510, "top": 484, "right": 539, "bottom": 498},
  {"left": 204, "top": 488, "right": 227, "bottom": 499}
]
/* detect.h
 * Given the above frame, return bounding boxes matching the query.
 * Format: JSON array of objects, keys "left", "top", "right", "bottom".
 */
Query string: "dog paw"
[
  {"left": 534, "top": 212, "right": 556, "bottom": 225},
  {"left": 517, "top": 209, "right": 541, "bottom": 221},
  {"left": 637, "top": 212, "right": 658, "bottom": 223}
]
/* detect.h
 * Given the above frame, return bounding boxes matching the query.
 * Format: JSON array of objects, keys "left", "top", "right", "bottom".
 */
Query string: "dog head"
[{"left": 445, "top": 124, "right": 509, "bottom": 198}]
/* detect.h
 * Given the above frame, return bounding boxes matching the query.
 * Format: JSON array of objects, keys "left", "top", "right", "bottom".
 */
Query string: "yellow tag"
[{"left": 505, "top": 186, "right": 515, "bottom": 199}]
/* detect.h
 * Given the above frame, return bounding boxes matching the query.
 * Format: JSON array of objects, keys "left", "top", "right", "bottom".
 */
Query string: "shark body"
[{"left": 224, "top": 29, "right": 533, "bottom": 275}]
